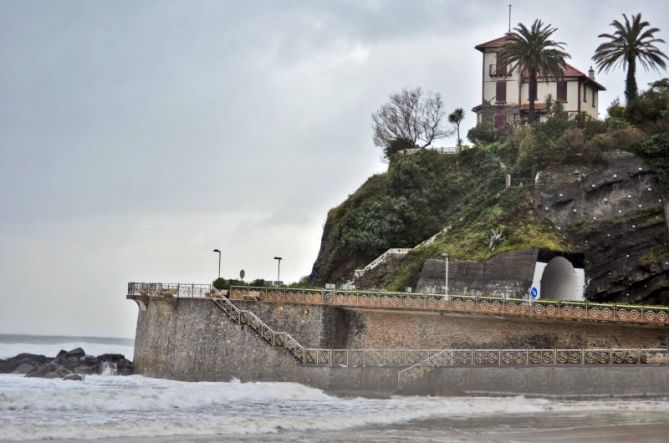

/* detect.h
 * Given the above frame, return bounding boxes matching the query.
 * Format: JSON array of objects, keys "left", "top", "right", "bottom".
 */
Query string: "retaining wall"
[{"left": 132, "top": 297, "right": 669, "bottom": 397}]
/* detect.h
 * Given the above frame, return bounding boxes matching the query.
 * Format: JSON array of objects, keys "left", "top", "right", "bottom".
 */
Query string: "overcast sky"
[{"left": 1, "top": 0, "right": 668, "bottom": 338}]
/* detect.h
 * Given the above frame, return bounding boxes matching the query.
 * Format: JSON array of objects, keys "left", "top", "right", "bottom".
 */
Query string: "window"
[
  {"left": 583, "top": 84, "right": 587, "bottom": 102},
  {"left": 496, "top": 63, "right": 507, "bottom": 77},
  {"left": 496, "top": 81, "right": 506, "bottom": 103},
  {"left": 592, "top": 89, "right": 596, "bottom": 107},
  {"left": 529, "top": 81, "right": 537, "bottom": 101},
  {"left": 557, "top": 81, "right": 567, "bottom": 102}
]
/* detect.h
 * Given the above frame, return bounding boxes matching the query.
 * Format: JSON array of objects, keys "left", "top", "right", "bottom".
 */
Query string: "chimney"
[{"left": 588, "top": 66, "right": 595, "bottom": 80}]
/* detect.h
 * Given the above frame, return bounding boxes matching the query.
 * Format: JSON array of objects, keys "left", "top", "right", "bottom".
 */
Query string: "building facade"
[{"left": 472, "top": 35, "right": 605, "bottom": 129}]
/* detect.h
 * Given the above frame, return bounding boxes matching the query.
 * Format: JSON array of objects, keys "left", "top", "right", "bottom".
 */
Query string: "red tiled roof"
[
  {"left": 523, "top": 63, "right": 606, "bottom": 90},
  {"left": 474, "top": 35, "right": 512, "bottom": 52}
]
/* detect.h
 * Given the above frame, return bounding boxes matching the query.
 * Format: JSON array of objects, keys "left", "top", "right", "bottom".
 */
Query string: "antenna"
[{"left": 508, "top": 3, "right": 512, "bottom": 33}]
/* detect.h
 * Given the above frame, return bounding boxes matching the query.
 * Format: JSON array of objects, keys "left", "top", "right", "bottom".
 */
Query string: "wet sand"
[{"left": 19, "top": 410, "right": 669, "bottom": 443}]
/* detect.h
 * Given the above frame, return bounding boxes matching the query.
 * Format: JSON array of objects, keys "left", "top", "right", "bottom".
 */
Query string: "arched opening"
[{"left": 540, "top": 256, "right": 579, "bottom": 300}]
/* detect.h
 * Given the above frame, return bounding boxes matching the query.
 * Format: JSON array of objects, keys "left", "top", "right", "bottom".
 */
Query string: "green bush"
[
  {"left": 631, "top": 134, "right": 669, "bottom": 197},
  {"left": 467, "top": 121, "right": 498, "bottom": 145}
]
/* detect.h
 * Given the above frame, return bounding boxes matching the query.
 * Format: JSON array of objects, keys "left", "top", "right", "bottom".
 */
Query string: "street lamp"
[
  {"left": 213, "top": 249, "right": 221, "bottom": 279},
  {"left": 273, "top": 256, "right": 282, "bottom": 285},
  {"left": 441, "top": 253, "right": 449, "bottom": 298}
]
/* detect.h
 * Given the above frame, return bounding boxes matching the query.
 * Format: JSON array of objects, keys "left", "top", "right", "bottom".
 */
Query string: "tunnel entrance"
[{"left": 539, "top": 256, "right": 580, "bottom": 300}]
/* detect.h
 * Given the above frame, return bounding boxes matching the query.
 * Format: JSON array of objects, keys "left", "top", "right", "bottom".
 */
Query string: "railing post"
[
  {"left": 581, "top": 348, "right": 584, "bottom": 365},
  {"left": 640, "top": 306, "right": 644, "bottom": 323}
]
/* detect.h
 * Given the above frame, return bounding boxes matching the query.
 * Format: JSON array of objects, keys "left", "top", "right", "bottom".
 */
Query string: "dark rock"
[
  {"left": 2, "top": 349, "right": 132, "bottom": 379},
  {"left": 26, "top": 361, "right": 73, "bottom": 378},
  {"left": 62, "top": 373, "right": 84, "bottom": 381},
  {"left": 0, "top": 353, "right": 50, "bottom": 374},
  {"left": 97, "top": 354, "right": 133, "bottom": 375},
  {"left": 11, "top": 363, "right": 35, "bottom": 374}
]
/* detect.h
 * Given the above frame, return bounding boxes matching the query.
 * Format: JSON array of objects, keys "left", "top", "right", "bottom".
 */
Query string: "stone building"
[{"left": 472, "top": 35, "right": 606, "bottom": 129}]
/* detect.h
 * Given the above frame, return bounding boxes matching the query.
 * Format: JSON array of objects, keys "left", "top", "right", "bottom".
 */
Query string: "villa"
[{"left": 472, "top": 35, "right": 606, "bottom": 129}]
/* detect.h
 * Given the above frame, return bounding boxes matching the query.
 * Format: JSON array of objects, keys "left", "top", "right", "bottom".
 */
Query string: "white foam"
[{"left": 2, "top": 374, "right": 669, "bottom": 441}]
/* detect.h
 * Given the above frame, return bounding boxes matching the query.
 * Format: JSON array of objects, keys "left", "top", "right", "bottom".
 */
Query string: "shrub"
[
  {"left": 467, "top": 121, "right": 498, "bottom": 145},
  {"left": 630, "top": 134, "right": 669, "bottom": 196},
  {"left": 591, "top": 126, "right": 646, "bottom": 152}
]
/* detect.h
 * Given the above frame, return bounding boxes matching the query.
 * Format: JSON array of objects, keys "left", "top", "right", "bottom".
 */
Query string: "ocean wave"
[{"left": 1, "top": 375, "right": 669, "bottom": 441}]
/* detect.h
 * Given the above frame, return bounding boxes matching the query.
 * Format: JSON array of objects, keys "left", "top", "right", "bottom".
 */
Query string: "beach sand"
[{"left": 18, "top": 410, "right": 669, "bottom": 443}]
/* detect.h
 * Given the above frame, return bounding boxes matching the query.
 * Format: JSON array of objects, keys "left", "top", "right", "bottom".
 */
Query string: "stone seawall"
[{"left": 132, "top": 296, "right": 669, "bottom": 396}]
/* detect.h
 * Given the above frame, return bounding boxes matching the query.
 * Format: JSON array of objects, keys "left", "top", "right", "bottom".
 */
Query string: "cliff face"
[{"left": 535, "top": 151, "right": 669, "bottom": 303}]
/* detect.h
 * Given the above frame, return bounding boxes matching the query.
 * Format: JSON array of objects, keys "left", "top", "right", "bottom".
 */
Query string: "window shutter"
[
  {"left": 496, "top": 63, "right": 506, "bottom": 76},
  {"left": 557, "top": 81, "right": 567, "bottom": 102},
  {"left": 496, "top": 81, "right": 506, "bottom": 103}
]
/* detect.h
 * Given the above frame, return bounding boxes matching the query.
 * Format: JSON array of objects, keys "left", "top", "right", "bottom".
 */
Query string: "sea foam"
[{"left": 2, "top": 374, "right": 669, "bottom": 441}]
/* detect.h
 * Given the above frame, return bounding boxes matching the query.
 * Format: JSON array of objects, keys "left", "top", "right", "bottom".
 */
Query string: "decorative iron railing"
[
  {"left": 396, "top": 347, "right": 668, "bottom": 390},
  {"left": 127, "top": 282, "right": 669, "bottom": 326},
  {"left": 128, "top": 282, "right": 213, "bottom": 298},
  {"left": 227, "top": 286, "right": 669, "bottom": 326}
]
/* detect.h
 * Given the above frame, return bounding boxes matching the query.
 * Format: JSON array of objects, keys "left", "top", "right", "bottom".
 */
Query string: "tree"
[
  {"left": 448, "top": 108, "right": 465, "bottom": 151},
  {"left": 498, "top": 20, "right": 570, "bottom": 124},
  {"left": 592, "top": 13, "right": 668, "bottom": 104},
  {"left": 372, "top": 87, "right": 449, "bottom": 157}
]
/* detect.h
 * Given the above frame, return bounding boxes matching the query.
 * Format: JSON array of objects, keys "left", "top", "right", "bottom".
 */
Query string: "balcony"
[{"left": 489, "top": 64, "right": 509, "bottom": 78}]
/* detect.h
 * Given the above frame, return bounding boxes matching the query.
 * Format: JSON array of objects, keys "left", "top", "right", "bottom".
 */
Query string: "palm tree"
[
  {"left": 448, "top": 108, "right": 464, "bottom": 151},
  {"left": 592, "top": 13, "right": 668, "bottom": 104},
  {"left": 498, "top": 20, "right": 570, "bottom": 124}
]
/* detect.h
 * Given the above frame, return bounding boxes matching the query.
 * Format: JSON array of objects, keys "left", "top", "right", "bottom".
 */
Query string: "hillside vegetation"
[{"left": 308, "top": 148, "right": 569, "bottom": 288}]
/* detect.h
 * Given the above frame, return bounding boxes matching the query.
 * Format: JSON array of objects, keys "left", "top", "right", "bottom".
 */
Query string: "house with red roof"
[{"left": 472, "top": 35, "right": 605, "bottom": 129}]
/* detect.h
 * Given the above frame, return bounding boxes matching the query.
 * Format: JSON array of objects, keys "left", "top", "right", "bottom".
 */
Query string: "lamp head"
[{"left": 213, "top": 249, "right": 221, "bottom": 253}]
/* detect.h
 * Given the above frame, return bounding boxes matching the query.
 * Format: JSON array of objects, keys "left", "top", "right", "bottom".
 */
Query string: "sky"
[{"left": 1, "top": 0, "right": 668, "bottom": 338}]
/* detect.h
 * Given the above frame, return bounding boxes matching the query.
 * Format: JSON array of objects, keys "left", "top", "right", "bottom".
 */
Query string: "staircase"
[
  {"left": 210, "top": 296, "right": 306, "bottom": 363},
  {"left": 396, "top": 350, "right": 447, "bottom": 391}
]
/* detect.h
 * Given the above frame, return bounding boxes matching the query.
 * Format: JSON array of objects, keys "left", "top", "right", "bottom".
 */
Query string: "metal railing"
[
  {"left": 228, "top": 286, "right": 669, "bottom": 326},
  {"left": 127, "top": 282, "right": 669, "bottom": 326},
  {"left": 128, "top": 282, "right": 213, "bottom": 298},
  {"left": 396, "top": 347, "right": 668, "bottom": 390}
]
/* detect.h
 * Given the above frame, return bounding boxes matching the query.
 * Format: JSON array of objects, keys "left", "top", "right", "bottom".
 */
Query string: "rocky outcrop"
[
  {"left": 535, "top": 151, "right": 669, "bottom": 303},
  {"left": 0, "top": 348, "right": 133, "bottom": 380}
]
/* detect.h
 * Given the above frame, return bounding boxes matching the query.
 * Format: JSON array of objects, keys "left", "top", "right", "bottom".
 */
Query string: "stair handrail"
[{"left": 210, "top": 296, "right": 306, "bottom": 362}]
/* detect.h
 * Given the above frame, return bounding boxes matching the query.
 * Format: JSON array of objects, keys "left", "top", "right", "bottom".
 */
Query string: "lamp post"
[
  {"left": 273, "top": 256, "right": 282, "bottom": 285},
  {"left": 441, "top": 253, "right": 449, "bottom": 298},
  {"left": 213, "top": 249, "right": 221, "bottom": 279}
]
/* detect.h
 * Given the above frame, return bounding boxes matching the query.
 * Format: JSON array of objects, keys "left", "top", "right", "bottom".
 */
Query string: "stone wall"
[
  {"left": 416, "top": 249, "right": 537, "bottom": 297},
  {"left": 133, "top": 297, "right": 668, "bottom": 396}
]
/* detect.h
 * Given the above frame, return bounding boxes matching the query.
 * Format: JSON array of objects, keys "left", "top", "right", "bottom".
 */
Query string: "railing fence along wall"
[{"left": 127, "top": 282, "right": 669, "bottom": 326}]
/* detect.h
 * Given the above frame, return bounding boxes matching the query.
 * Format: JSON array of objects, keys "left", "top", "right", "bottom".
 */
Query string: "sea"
[{"left": 2, "top": 335, "right": 669, "bottom": 442}]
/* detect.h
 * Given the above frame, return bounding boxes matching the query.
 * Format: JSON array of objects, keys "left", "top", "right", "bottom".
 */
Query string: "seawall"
[{"left": 132, "top": 295, "right": 669, "bottom": 397}]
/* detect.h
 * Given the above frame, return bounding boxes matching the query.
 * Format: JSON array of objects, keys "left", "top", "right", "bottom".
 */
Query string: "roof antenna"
[{"left": 508, "top": 3, "right": 512, "bottom": 33}]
